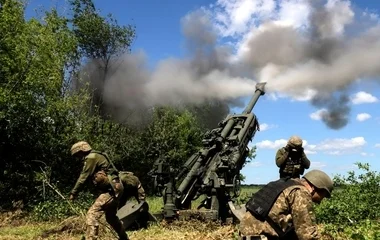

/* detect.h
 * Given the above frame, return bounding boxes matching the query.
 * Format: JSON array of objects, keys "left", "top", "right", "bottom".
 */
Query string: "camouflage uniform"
[
  {"left": 276, "top": 136, "right": 310, "bottom": 178},
  {"left": 118, "top": 171, "right": 146, "bottom": 206},
  {"left": 70, "top": 145, "right": 129, "bottom": 240},
  {"left": 239, "top": 178, "right": 321, "bottom": 240}
]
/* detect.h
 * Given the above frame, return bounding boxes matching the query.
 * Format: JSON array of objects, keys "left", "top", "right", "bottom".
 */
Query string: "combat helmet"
[
  {"left": 70, "top": 141, "right": 92, "bottom": 156},
  {"left": 303, "top": 169, "right": 334, "bottom": 198},
  {"left": 288, "top": 135, "right": 303, "bottom": 147}
]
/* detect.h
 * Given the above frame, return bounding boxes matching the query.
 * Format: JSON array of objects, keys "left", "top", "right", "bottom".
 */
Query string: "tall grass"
[{"left": 147, "top": 185, "right": 261, "bottom": 213}]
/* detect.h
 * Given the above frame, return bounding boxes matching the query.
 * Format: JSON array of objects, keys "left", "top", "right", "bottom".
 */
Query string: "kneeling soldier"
[{"left": 239, "top": 169, "right": 333, "bottom": 240}]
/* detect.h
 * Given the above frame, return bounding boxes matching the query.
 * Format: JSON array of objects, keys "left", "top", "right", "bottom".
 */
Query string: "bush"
[
  {"left": 30, "top": 192, "right": 93, "bottom": 222},
  {"left": 315, "top": 162, "right": 380, "bottom": 239}
]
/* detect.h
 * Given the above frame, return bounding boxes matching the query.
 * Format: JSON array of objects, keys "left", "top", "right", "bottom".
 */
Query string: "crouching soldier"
[
  {"left": 69, "top": 141, "right": 129, "bottom": 240},
  {"left": 239, "top": 169, "right": 334, "bottom": 240}
]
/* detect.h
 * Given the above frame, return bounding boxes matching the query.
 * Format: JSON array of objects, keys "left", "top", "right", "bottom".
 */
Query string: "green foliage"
[
  {"left": 69, "top": 0, "right": 135, "bottom": 60},
  {"left": 0, "top": 0, "right": 81, "bottom": 205},
  {"left": 234, "top": 185, "right": 260, "bottom": 205},
  {"left": 30, "top": 193, "right": 92, "bottom": 221},
  {"left": 239, "top": 146, "right": 256, "bottom": 182},
  {"left": 144, "top": 107, "right": 204, "bottom": 167},
  {"left": 315, "top": 162, "right": 380, "bottom": 239},
  {"left": 68, "top": 0, "right": 136, "bottom": 116},
  {"left": 0, "top": 0, "right": 141, "bottom": 208},
  {"left": 115, "top": 107, "right": 204, "bottom": 188}
]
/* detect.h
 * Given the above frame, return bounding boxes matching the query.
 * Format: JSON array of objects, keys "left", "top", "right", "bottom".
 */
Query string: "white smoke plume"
[
  {"left": 81, "top": 9, "right": 257, "bottom": 126},
  {"left": 81, "top": 0, "right": 380, "bottom": 129},
  {"left": 210, "top": 0, "right": 380, "bottom": 129}
]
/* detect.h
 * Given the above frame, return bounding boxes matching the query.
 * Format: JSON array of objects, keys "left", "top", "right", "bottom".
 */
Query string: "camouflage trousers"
[
  {"left": 239, "top": 212, "right": 278, "bottom": 240},
  {"left": 86, "top": 181, "right": 129, "bottom": 240}
]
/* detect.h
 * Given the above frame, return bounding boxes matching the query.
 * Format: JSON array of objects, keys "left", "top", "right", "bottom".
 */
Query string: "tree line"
[{"left": 0, "top": 0, "right": 230, "bottom": 209}]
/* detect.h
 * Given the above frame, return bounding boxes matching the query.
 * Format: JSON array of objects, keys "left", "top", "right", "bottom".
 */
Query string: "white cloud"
[
  {"left": 277, "top": 0, "right": 311, "bottom": 29},
  {"left": 212, "top": 0, "right": 276, "bottom": 38},
  {"left": 256, "top": 139, "right": 287, "bottom": 149},
  {"left": 257, "top": 139, "right": 310, "bottom": 150},
  {"left": 375, "top": 143, "right": 380, "bottom": 148},
  {"left": 312, "top": 137, "right": 366, "bottom": 150},
  {"left": 336, "top": 164, "right": 359, "bottom": 171},
  {"left": 249, "top": 161, "right": 264, "bottom": 167},
  {"left": 310, "top": 161, "right": 327, "bottom": 169},
  {"left": 362, "top": 9, "right": 380, "bottom": 22},
  {"left": 309, "top": 109, "right": 328, "bottom": 121},
  {"left": 356, "top": 113, "right": 371, "bottom": 122},
  {"left": 360, "top": 152, "right": 375, "bottom": 157},
  {"left": 309, "top": 137, "right": 367, "bottom": 155},
  {"left": 259, "top": 123, "right": 277, "bottom": 131},
  {"left": 351, "top": 91, "right": 378, "bottom": 104},
  {"left": 304, "top": 149, "right": 317, "bottom": 155},
  {"left": 257, "top": 137, "right": 366, "bottom": 155}
]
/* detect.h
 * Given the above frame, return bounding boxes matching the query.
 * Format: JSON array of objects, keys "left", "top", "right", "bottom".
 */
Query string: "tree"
[
  {"left": 113, "top": 107, "right": 204, "bottom": 188},
  {"left": 69, "top": 0, "right": 136, "bottom": 117},
  {"left": 0, "top": 0, "right": 80, "bottom": 206}
]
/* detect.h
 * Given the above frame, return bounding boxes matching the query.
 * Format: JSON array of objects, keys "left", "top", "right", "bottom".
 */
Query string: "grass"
[
  {"left": 0, "top": 186, "right": 260, "bottom": 240},
  {"left": 0, "top": 223, "right": 52, "bottom": 240},
  {"left": 0, "top": 219, "right": 239, "bottom": 240},
  {"left": 147, "top": 185, "right": 260, "bottom": 214},
  {"left": 2, "top": 185, "right": 363, "bottom": 240}
]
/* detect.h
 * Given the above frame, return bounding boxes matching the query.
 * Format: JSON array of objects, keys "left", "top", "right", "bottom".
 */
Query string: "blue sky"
[{"left": 26, "top": 0, "right": 380, "bottom": 184}]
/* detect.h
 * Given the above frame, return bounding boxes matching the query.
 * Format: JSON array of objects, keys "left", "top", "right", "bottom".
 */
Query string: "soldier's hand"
[{"left": 69, "top": 194, "right": 76, "bottom": 201}]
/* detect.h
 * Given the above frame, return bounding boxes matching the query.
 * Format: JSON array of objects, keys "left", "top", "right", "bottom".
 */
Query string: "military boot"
[{"left": 117, "top": 231, "right": 129, "bottom": 240}]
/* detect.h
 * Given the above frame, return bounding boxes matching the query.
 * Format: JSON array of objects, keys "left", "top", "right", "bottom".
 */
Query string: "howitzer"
[{"left": 149, "top": 82, "right": 267, "bottom": 222}]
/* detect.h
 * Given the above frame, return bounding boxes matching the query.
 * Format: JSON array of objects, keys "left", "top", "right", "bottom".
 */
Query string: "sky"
[{"left": 25, "top": 0, "right": 380, "bottom": 184}]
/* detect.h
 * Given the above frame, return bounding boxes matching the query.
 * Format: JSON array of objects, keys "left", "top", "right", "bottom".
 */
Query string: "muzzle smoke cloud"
[
  {"left": 80, "top": 0, "right": 380, "bottom": 130},
  {"left": 241, "top": 0, "right": 380, "bottom": 129},
  {"left": 80, "top": 10, "right": 255, "bottom": 126}
]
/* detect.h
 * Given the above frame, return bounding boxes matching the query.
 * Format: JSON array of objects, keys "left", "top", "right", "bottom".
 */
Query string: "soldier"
[
  {"left": 118, "top": 171, "right": 149, "bottom": 229},
  {"left": 239, "top": 169, "right": 334, "bottom": 240},
  {"left": 118, "top": 171, "right": 146, "bottom": 206},
  {"left": 276, "top": 135, "right": 311, "bottom": 178},
  {"left": 69, "top": 141, "right": 129, "bottom": 240}
]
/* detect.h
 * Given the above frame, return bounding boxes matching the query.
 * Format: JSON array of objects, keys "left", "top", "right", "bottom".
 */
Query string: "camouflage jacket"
[
  {"left": 70, "top": 150, "right": 116, "bottom": 196},
  {"left": 239, "top": 179, "right": 321, "bottom": 240},
  {"left": 119, "top": 171, "right": 146, "bottom": 204},
  {"left": 275, "top": 147, "right": 310, "bottom": 177}
]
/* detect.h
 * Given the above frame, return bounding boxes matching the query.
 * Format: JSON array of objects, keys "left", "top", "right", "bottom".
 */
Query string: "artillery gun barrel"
[
  {"left": 242, "top": 82, "right": 266, "bottom": 114},
  {"left": 220, "top": 82, "right": 266, "bottom": 138}
]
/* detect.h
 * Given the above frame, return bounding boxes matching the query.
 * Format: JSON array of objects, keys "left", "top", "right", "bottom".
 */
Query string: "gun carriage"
[{"left": 149, "top": 82, "right": 267, "bottom": 222}]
